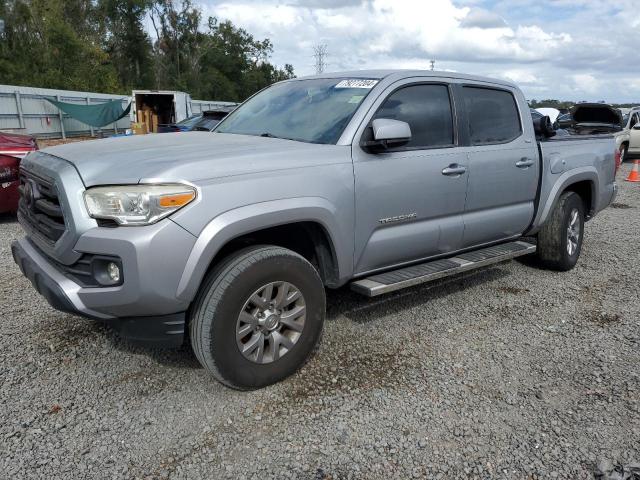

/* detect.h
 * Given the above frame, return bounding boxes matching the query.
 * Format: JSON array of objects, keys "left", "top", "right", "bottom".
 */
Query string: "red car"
[{"left": 0, "top": 133, "right": 38, "bottom": 214}]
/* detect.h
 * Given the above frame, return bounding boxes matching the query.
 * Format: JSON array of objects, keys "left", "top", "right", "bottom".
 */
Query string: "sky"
[{"left": 195, "top": 0, "right": 640, "bottom": 102}]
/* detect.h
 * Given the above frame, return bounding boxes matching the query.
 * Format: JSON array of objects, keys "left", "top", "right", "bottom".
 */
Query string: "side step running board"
[{"left": 350, "top": 240, "right": 536, "bottom": 297}]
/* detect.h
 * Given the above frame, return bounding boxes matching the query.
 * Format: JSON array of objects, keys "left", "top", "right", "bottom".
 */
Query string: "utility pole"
[
  {"left": 430, "top": 60, "right": 436, "bottom": 71},
  {"left": 313, "top": 45, "right": 328, "bottom": 74}
]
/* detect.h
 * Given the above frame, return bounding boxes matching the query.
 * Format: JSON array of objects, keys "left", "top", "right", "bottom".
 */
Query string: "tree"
[
  {"left": 0, "top": 0, "right": 120, "bottom": 92},
  {"left": 149, "top": 0, "right": 202, "bottom": 91},
  {"left": 0, "top": 0, "right": 294, "bottom": 100},
  {"left": 195, "top": 16, "right": 295, "bottom": 101},
  {"left": 98, "top": 0, "right": 155, "bottom": 89}
]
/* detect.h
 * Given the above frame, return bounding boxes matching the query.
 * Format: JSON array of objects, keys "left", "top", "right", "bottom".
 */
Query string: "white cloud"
[
  {"left": 460, "top": 8, "right": 507, "bottom": 29},
  {"left": 197, "top": 0, "right": 640, "bottom": 102},
  {"left": 501, "top": 69, "right": 538, "bottom": 85},
  {"left": 571, "top": 74, "right": 601, "bottom": 95}
]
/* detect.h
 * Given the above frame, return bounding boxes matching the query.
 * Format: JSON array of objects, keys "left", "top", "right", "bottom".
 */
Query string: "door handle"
[
  {"left": 516, "top": 158, "right": 535, "bottom": 168},
  {"left": 442, "top": 164, "right": 467, "bottom": 176}
]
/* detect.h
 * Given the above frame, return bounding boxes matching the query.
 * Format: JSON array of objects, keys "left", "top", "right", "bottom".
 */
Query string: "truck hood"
[
  {"left": 41, "top": 132, "right": 347, "bottom": 186},
  {"left": 570, "top": 103, "right": 622, "bottom": 127}
]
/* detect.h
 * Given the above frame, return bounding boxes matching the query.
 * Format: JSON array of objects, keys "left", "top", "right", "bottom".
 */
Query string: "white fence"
[{"left": 0, "top": 84, "right": 232, "bottom": 139}]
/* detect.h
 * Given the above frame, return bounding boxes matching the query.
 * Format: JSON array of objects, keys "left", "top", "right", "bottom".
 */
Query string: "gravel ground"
[{"left": 1, "top": 164, "right": 639, "bottom": 479}]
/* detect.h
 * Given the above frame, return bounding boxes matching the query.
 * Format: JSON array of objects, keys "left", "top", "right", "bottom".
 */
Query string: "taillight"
[{"left": 614, "top": 148, "right": 621, "bottom": 174}]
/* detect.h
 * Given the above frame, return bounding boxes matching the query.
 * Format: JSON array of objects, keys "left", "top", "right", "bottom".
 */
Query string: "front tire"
[
  {"left": 189, "top": 246, "right": 325, "bottom": 390},
  {"left": 535, "top": 191, "right": 585, "bottom": 271}
]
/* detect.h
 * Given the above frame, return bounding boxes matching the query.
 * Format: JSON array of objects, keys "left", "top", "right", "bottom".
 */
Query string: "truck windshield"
[{"left": 215, "top": 78, "right": 377, "bottom": 144}]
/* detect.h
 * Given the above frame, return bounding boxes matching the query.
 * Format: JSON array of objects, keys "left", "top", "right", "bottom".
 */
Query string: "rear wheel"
[
  {"left": 189, "top": 245, "right": 325, "bottom": 390},
  {"left": 535, "top": 191, "right": 585, "bottom": 271}
]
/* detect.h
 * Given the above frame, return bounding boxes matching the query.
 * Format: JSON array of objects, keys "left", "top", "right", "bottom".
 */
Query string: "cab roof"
[{"left": 293, "top": 69, "right": 517, "bottom": 89}]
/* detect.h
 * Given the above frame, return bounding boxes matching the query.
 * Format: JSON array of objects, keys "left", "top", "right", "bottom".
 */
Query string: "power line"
[{"left": 313, "top": 45, "right": 328, "bottom": 74}]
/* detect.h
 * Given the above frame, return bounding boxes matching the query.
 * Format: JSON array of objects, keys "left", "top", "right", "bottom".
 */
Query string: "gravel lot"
[{"left": 1, "top": 164, "right": 639, "bottom": 480}]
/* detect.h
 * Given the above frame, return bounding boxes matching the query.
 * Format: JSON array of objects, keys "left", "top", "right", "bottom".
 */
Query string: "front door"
[
  {"left": 459, "top": 85, "right": 539, "bottom": 248},
  {"left": 352, "top": 82, "right": 469, "bottom": 274}
]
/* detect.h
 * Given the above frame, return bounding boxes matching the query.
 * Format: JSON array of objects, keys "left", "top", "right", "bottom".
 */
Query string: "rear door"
[
  {"left": 459, "top": 85, "right": 539, "bottom": 248},
  {"left": 352, "top": 80, "right": 469, "bottom": 274}
]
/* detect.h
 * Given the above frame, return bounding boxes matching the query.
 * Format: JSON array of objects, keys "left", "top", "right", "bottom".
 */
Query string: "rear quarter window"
[{"left": 463, "top": 87, "right": 522, "bottom": 145}]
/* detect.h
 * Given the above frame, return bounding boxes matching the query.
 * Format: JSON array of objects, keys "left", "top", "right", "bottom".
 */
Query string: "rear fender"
[{"left": 529, "top": 167, "right": 598, "bottom": 234}]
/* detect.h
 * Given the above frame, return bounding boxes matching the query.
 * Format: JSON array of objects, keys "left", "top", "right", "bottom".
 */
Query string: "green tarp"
[{"left": 46, "top": 98, "right": 131, "bottom": 128}]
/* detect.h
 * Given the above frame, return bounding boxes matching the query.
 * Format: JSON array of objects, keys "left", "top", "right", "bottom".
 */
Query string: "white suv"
[{"left": 616, "top": 108, "right": 640, "bottom": 161}]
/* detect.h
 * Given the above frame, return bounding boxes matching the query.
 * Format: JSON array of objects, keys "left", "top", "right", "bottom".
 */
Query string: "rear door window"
[
  {"left": 463, "top": 87, "right": 522, "bottom": 145},
  {"left": 372, "top": 84, "right": 454, "bottom": 149}
]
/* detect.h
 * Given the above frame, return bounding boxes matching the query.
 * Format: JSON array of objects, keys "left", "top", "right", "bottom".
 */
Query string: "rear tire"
[
  {"left": 535, "top": 191, "right": 585, "bottom": 271},
  {"left": 189, "top": 245, "right": 325, "bottom": 390}
]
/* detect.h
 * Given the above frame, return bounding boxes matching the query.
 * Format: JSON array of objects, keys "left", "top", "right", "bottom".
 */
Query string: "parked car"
[
  {"left": 535, "top": 107, "right": 561, "bottom": 124},
  {"left": 0, "top": 131, "right": 38, "bottom": 159},
  {"left": 627, "top": 115, "right": 640, "bottom": 160},
  {"left": 558, "top": 103, "right": 623, "bottom": 135},
  {"left": 12, "top": 71, "right": 617, "bottom": 389},
  {"left": 190, "top": 110, "right": 232, "bottom": 131},
  {"left": 159, "top": 109, "right": 233, "bottom": 133},
  {"left": 614, "top": 107, "right": 640, "bottom": 162},
  {"left": 0, "top": 132, "right": 38, "bottom": 214},
  {"left": 158, "top": 114, "right": 203, "bottom": 133}
]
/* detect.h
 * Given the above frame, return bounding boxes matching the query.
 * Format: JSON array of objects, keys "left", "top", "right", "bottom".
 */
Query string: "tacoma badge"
[{"left": 378, "top": 213, "right": 417, "bottom": 224}]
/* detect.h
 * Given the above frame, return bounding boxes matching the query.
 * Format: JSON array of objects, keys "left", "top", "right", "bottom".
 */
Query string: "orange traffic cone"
[{"left": 626, "top": 160, "right": 640, "bottom": 182}]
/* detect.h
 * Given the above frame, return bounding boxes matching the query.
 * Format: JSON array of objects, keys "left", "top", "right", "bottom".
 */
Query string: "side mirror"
[
  {"left": 633, "top": 123, "right": 640, "bottom": 130},
  {"left": 532, "top": 115, "right": 556, "bottom": 138},
  {"left": 362, "top": 118, "right": 411, "bottom": 152}
]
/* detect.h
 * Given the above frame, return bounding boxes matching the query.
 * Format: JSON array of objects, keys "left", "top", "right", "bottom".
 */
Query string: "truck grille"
[{"left": 17, "top": 169, "right": 67, "bottom": 243}]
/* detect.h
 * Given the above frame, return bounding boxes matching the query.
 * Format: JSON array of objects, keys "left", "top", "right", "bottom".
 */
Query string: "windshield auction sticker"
[{"left": 335, "top": 79, "right": 379, "bottom": 89}]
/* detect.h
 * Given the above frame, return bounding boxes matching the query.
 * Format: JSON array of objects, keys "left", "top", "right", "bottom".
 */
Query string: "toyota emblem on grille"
[{"left": 23, "top": 181, "right": 35, "bottom": 210}]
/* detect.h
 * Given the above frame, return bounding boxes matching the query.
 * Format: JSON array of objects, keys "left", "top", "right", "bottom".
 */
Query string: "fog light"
[{"left": 107, "top": 262, "right": 121, "bottom": 283}]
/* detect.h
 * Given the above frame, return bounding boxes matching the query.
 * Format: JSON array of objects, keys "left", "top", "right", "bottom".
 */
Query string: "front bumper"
[{"left": 11, "top": 236, "right": 187, "bottom": 348}]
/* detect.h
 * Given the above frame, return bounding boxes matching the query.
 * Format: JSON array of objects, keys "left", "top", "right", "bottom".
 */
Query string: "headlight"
[{"left": 84, "top": 184, "right": 196, "bottom": 226}]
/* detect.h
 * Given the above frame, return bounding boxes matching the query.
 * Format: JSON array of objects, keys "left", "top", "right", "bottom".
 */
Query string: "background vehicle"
[
  {"left": 191, "top": 109, "right": 233, "bottom": 131},
  {"left": 159, "top": 109, "right": 234, "bottom": 133},
  {"left": 535, "top": 107, "right": 561, "bottom": 123},
  {"left": 12, "top": 71, "right": 617, "bottom": 389},
  {"left": 557, "top": 103, "right": 622, "bottom": 135},
  {"left": 0, "top": 132, "right": 38, "bottom": 214},
  {"left": 131, "top": 90, "right": 193, "bottom": 127},
  {"left": 615, "top": 107, "right": 640, "bottom": 162},
  {"left": 158, "top": 114, "right": 202, "bottom": 133},
  {"left": 531, "top": 109, "right": 568, "bottom": 136},
  {"left": 628, "top": 118, "right": 640, "bottom": 160}
]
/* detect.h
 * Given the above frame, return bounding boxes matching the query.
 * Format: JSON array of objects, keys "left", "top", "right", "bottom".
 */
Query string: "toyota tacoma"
[{"left": 12, "top": 71, "right": 618, "bottom": 389}]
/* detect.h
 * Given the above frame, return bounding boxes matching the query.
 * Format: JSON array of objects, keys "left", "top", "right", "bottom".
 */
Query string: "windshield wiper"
[{"left": 260, "top": 132, "right": 278, "bottom": 138}]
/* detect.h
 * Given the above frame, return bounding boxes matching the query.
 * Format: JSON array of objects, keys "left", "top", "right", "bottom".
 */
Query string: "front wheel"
[
  {"left": 535, "top": 191, "right": 585, "bottom": 271},
  {"left": 189, "top": 246, "right": 325, "bottom": 390}
]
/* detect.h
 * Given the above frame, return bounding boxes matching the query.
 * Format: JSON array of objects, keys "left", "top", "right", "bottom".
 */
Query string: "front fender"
[{"left": 174, "top": 197, "right": 352, "bottom": 302}]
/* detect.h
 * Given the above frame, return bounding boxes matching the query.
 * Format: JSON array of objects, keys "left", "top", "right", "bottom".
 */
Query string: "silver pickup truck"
[{"left": 11, "top": 71, "right": 618, "bottom": 389}]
